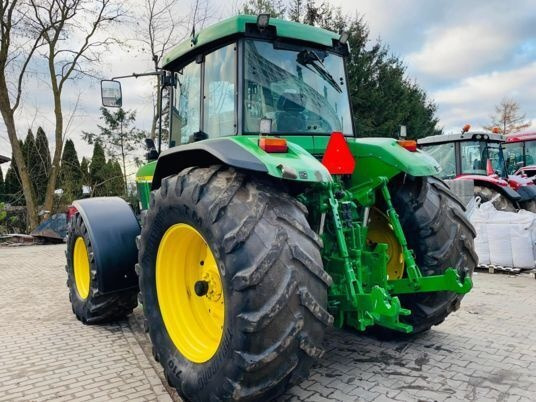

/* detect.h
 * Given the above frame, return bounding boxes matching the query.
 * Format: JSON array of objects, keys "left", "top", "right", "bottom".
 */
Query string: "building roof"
[
  {"left": 0, "top": 155, "right": 10, "bottom": 164},
  {"left": 417, "top": 131, "right": 505, "bottom": 145},
  {"left": 506, "top": 132, "right": 536, "bottom": 143},
  {"left": 162, "top": 15, "right": 340, "bottom": 69}
]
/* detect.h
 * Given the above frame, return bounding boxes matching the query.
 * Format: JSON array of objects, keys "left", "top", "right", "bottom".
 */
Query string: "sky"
[{"left": 1, "top": 0, "right": 536, "bottom": 177}]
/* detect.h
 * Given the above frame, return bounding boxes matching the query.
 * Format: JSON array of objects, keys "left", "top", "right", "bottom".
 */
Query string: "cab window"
[
  {"left": 421, "top": 143, "right": 456, "bottom": 179},
  {"left": 460, "top": 141, "right": 504, "bottom": 176},
  {"left": 203, "top": 43, "right": 237, "bottom": 137},
  {"left": 171, "top": 61, "right": 201, "bottom": 146}
]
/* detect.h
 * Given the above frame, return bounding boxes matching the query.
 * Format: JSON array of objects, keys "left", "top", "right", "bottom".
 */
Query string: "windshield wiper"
[{"left": 297, "top": 50, "right": 342, "bottom": 93}]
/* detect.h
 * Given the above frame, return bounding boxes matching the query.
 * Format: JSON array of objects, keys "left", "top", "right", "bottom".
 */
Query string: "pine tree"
[
  {"left": 0, "top": 167, "right": 4, "bottom": 203},
  {"left": 4, "top": 142, "right": 23, "bottom": 205},
  {"left": 34, "top": 127, "right": 52, "bottom": 204},
  {"left": 102, "top": 159, "right": 125, "bottom": 196},
  {"left": 22, "top": 130, "right": 39, "bottom": 204},
  {"left": 58, "top": 139, "right": 82, "bottom": 202},
  {"left": 83, "top": 107, "right": 145, "bottom": 196},
  {"left": 288, "top": 0, "right": 303, "bottom": 22},
  {"left": 80, "top": 157, "right": 90, "bottom": 189},
  {"left": 89, "top": 142, "right": 107, "bottom": 197},
  {"left": 241, "top": 0, "right": 286, "bottom": 17},
  {"left": 288, "top": 1, "right": 439, "bottom": 138},
  {"left": 4, "top": 165, "right": 21, "bottom": 205}
]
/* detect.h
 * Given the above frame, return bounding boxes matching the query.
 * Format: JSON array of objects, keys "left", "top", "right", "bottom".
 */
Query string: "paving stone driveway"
[{"left": 1, "top": 244, "right": 535, "bottom": 401}]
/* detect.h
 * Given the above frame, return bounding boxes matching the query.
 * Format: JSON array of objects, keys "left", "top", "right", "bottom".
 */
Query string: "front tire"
[
  {"left": 66, "top": 213, "right": 138, "bottom": 324},
  {"left": 138, "top": 166, "right": 332, "bottom": 401}
]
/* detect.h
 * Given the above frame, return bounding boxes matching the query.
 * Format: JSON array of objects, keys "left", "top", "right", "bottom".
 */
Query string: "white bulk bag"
[{"left": 469, "top": 201, "right": 536, "bottom": 269}]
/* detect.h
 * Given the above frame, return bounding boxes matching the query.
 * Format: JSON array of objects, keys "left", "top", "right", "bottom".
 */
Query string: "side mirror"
[
  {"left": 101, "top": 80, "right": 122, "bottom": 108},
  {"left": 145, "top": 138, "right": 159, "bottom": 161}
]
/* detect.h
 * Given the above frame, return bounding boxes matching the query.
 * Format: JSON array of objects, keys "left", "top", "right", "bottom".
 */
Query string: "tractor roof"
[
  {"left": 162, "top": 15, "right": 341, "bottom": 69},
  {"left": 417, "top": 131, "right": 504, "bottom": 145},
  {"left": 506, "top": 132, "right": 536, "bottom": 143}
]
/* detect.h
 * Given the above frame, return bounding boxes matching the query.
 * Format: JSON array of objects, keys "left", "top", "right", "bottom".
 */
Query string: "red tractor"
[
  {"left": 504, "top": 132, "right": 536, "bottom": 178},
  {"left": 418, "top": 128, "right": 536, "bottom": 211}
]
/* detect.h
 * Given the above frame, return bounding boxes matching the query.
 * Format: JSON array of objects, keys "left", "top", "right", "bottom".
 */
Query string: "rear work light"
[
  {"left": 397, "top": 139, "right": 417, "bottom": 152},
  {"left": 259, "top": 137, "right": 288, "bottom": 153},
  {"left": 322, "top": 132, "right": 356, "bottom": 175}
]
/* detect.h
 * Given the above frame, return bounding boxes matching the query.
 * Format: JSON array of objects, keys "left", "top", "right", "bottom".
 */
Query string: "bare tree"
[
  {"left": 0, "top": 0, "right": 45, "bottom": 229},
  {"left": 484, "top": 98, "right": 531, "bottom": 136},
  {"left": 136, "top": 0, "right": 210, "bottom": 142},
  {"left": 28, "top": 0, "right": 124, "bottom": 215},
  {"left": 137, "top": 0, "right": 187, "bottom": 140}
]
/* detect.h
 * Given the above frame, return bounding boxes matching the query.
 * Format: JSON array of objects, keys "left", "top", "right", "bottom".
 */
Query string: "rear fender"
[
  {"left": 516, "top": 185, "right": 536, "bottom": 202},
  {"left": 73, "top": 197, "right": 140, "bottom": 294},
  {"left": 346, "top": 138, "right": 441, "bottom": 186},
  {"left": 151, "top": 136, "right": 331, "bottom": 189}
]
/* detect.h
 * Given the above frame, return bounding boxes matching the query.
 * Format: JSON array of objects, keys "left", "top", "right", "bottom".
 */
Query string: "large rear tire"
[
  {"left": 66, "top": 213, "right": 138, "bottom": 324},
  {"left": 389, "top": 176, "right": 478, "bottom": 334},
  {"left": 138, "top": 166, "right": 332, "bottom": 401}
]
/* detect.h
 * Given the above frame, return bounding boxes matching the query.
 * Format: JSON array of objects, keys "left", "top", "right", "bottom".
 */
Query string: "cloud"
[
  {"left": 432, "top": 62, "right": 536, "bottom": 131},
  {"left": 407, "top": 24, "right": 515, "bottom": 80}
]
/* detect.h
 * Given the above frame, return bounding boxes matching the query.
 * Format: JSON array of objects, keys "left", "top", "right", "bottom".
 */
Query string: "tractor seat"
[{"left": 276, "top": 92, "right": 305, "bottom": 132}]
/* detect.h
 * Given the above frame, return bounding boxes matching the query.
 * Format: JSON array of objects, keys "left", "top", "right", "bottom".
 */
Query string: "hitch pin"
[{"left": 362, "top": 207, "right": 370, "bottom": 228}]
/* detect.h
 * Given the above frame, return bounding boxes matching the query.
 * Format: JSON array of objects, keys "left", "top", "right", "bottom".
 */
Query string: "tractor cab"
[
  {"left": 168, "top": 30, "right": 353, "bottom": 148},
  {"left": 417, "top": 130, "right": 508, "bottom": 179},
  {"left": 164, "top": 15, "right": 353, "bottom": 149},
  {"left": 102, "top": 14, "right": 353, "bottom": 156},
  {"left": 418, "top": 128, "right": 536, "bottom": 210},
  {"left": 504, "top": 132, "right": 536, "bottom": 177}
]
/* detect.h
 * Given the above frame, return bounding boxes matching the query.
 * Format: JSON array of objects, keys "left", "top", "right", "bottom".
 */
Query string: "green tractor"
[{"left": 66, "top": 15, "right": 476, "bottom": 401}]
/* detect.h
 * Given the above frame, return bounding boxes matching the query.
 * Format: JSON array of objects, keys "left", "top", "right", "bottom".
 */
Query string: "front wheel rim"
[{"left": 156, "top": 223, "right": 225, "bottom": 363}]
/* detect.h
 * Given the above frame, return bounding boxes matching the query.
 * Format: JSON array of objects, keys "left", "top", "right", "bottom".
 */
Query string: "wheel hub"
[{"left": 366, "top": 208, "right": 405, "bottom": 280}]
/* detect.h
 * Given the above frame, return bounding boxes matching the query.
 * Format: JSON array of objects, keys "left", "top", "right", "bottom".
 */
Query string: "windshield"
[
  {"left": 243, "top": 40, "right": 353, "bottom": 135},
  {"left": 460, "top": 140, "right": 505, "bottom": 176}
]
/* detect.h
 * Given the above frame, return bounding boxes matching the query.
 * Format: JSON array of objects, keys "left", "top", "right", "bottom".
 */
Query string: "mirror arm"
[
  {"left": 110, "top": 70, "right": 175, "bottom": 155},
  {"left": 111, "top": 71, "right": 164, "bottom": 80}
]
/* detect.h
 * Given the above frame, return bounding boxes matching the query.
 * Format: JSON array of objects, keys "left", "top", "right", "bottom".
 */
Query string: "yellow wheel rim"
[
  {"left": 73, "top": 237, "right": 91, "bottom": 299},
  {"left": 367, "top": 208, "right": 405, "bottom": 280},
  {"left": 156, "top": 223, "right": 225, "bottom": 363}
]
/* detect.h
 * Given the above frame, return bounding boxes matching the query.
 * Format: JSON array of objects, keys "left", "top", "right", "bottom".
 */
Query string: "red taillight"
[
  {"left": 397, "top": 139, "right": 417, "bottom": 152},
  {"left": 321, "top": 132, "right": 355, "bottom": 175},
  {"left": 259, "top": 137, "right": 288, "bottom": 153}
]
